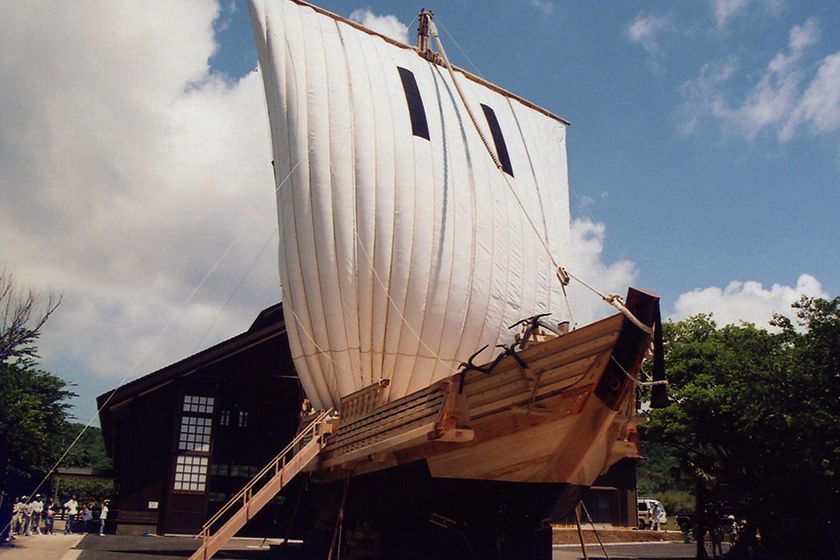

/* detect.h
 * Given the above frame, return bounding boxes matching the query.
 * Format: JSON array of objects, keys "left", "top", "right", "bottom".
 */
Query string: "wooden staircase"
[{"left": 189, "top": 409, "right": 335, "bottom": 560}]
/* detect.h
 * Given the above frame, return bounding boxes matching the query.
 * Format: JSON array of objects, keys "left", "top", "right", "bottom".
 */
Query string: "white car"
[{"left": 638, "top": 498, "right": 667, "bottom": 529}]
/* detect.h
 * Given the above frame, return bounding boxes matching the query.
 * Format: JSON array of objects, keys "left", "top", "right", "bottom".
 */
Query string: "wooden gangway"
[{"left": 188, "top": 409, "right": 334, "bottom": 560}]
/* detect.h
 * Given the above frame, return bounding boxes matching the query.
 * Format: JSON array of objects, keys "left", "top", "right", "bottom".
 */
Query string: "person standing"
[
  {"left": 98, "top": 499, "right": 110, "bottom": 536},
  {"left": 63, "top": 495, "right": 78, "bottom": 534},
  {"left": 20, "top": 498, "right": 33, "bottom": 536},
  {"left": 10, "top": 497, "right": 23, "bottom": 536},
  {"left": 651, "top": 502, "right": 662, "bottom": 532},
  {"left": 81, "top": 503, "right": 93, "bottom": 534},
  {"left": 44, "top": 498, "right": 55, "bottom": 535},
  {"left": 30, "top": 495, "right": 43, "bottom": 535}
]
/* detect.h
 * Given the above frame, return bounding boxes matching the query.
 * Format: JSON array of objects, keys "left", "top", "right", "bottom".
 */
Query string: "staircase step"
[{"left": 188, "top": 409, "right": 334, "bottom": 560}]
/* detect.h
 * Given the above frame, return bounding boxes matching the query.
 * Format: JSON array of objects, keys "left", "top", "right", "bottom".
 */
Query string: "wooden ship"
[{"left": 191, "top": 1, "right": 665, "bottom": 559}]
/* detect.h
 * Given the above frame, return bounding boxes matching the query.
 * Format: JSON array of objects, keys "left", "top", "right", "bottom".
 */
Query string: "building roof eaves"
[{"left": 96, "top": 307, "right": 286, "bottom": 412}]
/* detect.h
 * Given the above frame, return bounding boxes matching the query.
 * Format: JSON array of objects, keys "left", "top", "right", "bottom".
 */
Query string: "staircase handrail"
[{"left": 196, "top": 408, "right": 334, "bottom": 537}]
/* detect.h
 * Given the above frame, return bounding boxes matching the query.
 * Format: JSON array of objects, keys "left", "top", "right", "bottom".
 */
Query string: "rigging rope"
[
  {"left": 566, "top": 269, "right": 653, "bottom": 335},
  {"left": 437, "top": 20, "right": 485, "bottom": 80},
  {"left": 429, "top": 22, "right": 502, "bottom": 172},
  {"left": 279, "top": 31, "right": 456, "bottom": 400},
  {"left": 190, "top": 161, "right": 301, "bottom": 353},
  {"left": 283, "top": 147, "right": 462, "bottom": 409},
  {"left": 288, "top": 307, "right": 342, "bottom": 401},
  {"left": 610, "top": 356, "right": 667, "bottom": 387},
  {"left": 353, "top": 228, "right": 460, "bottom": 377},
  {"left": 429, "top": 21, "right": 577, "bottom": 323},
  {"left": 429, "top": 19, "right": 652, "bottom": 335}
]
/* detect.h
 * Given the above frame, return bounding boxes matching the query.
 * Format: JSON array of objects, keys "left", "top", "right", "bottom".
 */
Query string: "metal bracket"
[
  {"left": 509, "top": 312, "right": 562, "bottom": 351},
  {"left": 457, "top": 342, "right": 532, "bottom": 392}
]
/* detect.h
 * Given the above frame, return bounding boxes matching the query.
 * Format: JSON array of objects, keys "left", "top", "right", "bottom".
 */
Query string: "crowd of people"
[{"left": 8, "top": 494, "right": 110, "bottom": 538}]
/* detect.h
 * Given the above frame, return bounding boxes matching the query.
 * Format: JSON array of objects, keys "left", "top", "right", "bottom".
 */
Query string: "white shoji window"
[
  {"left": 174, "top": 455, "right": 208, "bottom": 492},
  {"left": 219, "top": 410, "right": 230, "bottom": 426},
  {"left": 238, "top": 410, "right": 249, "bottom": 428},
  {"left": 183, "top": 395, "right": 215, "bottom": 415},
  {"left": 178, "top": 416, "right": 212, "bottom": 452}
]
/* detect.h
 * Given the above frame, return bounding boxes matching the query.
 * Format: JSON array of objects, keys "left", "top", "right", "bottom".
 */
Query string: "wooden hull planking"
[{"left": 317, "top": 288, "right": 658, "bottom": 486}]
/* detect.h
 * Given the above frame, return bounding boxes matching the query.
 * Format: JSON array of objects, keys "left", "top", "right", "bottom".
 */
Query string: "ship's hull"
[
  {"left": 314, "top": 288, "right": 656, "bottom": 487},
  {"left": 191, "top": 289, "right": 657, "bottom": 560}
]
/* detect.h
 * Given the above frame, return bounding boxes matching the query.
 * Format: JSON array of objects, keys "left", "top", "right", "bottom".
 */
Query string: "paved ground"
[
  {"left": 1, "top": 534, "right": 720, "bottom": 560},
  {"left": 74, "top": 535, "right": 279, "bottom": 560},
  {"left": 0, "top": 534, "right": 84, "bottom": 560}
]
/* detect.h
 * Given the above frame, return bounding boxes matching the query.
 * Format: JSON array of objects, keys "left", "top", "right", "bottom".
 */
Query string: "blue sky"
[{"left": 2, "top": 0, "right": 838, "bottom": 424}]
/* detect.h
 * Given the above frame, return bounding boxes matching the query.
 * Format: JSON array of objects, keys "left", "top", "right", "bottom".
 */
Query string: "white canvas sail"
[{"left": 249, "top": 0, "right": 572, "bottom": 409}]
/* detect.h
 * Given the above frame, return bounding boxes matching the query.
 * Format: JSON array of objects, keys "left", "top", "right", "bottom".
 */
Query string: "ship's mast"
[
  {"left": 416, "top": 9, "right": 442, "bottom": 64},
  {"left": 417, "top": 9, "right": 433, "bottom": 53}
]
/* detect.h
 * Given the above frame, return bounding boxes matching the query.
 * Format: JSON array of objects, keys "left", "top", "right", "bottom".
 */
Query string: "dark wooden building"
[{"left": 97, "top": 304, "right": 303, "bottom": 535}]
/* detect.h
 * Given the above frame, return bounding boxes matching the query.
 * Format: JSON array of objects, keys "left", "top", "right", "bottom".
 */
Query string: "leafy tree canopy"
[
  {"left": 0, "top": 362, "right": 76, "bottom": 479},
  {"left": 0, "top": 272, "right": 111, "bottom": 540},
  {"left": 642, "top": 297, "right": 840, "bottom": 559},
  {"left": 61, "top": 424, "right": 112, "bottom": 471}
]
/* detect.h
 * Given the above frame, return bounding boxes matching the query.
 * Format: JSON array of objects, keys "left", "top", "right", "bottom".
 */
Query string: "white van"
[{"left": 637, "top": 498, "right": 667, "bottom": 530}]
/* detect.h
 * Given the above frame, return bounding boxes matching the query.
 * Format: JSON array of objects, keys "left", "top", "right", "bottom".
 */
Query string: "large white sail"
[{"left": 249, "top": 0, "right": 572, "bottom": 409}]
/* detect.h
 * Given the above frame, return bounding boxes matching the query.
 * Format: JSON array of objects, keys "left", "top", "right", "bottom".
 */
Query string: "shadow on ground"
[{"left": 75, "top": 535, "right": 294, "bottom": 560}]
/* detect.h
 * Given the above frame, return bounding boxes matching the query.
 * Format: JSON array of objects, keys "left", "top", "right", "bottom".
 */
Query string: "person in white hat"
[
  {"left": 30, "top": 495, "right": 43, "bottom": 535},
  {"left": 20, "top": 497, "right": 32, "bottom": 536}
]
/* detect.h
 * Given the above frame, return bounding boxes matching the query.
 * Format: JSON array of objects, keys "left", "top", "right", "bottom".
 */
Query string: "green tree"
[
  {"left": 643, "top": 299, "right": 840, "bottom": 559},
  {"left": 0, "top": 272, "right": 73, "bottom": 539},
  {"left": 636, "top": 441, "right": 693, "bottom": 518},
  {"left": 0, "top": 362, "right": 76, "bottom": 479},
  {"left": 61, "top": 424, "right": 112, "bottom": 471}
]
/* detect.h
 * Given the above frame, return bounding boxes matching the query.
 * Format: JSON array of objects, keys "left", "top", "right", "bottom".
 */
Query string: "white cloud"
[
  {"left": 1, "top": 2, "right": 279, "bottom": 385},
  {"left": 565, "top": 219, "right": 638, "bottom": 327},
  {"left": 529, "top": 0, "right": 554, "bottom": 17},
  {"left": 719, "top": 18, "right": 817, "bottom": 139},
  {"left": 671, "top": 274, "right": 827, "bottom": 327},
  {"left": 713, "top": 0, "right": 784, "bottom": 31},
  {"left": 626, "top": 14, "right": 676, "bottom": 72},
  {"left": 714, "top": 0, "right": 751, "bottom": 30},
  {"left": 783, "top": 52, "right": 840, "bottom": 140},
  {"left": 679, "top": 18, "right": 840, "bottom": 142},
  {"left": 348, "top": 9, "right": 410, "bottom": 45},
  {"left": 627, "top": 14, "right": 671, "bottom": 57},
  {"left": 678, "top": 57, "right": 738, "bottom": 135}
]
